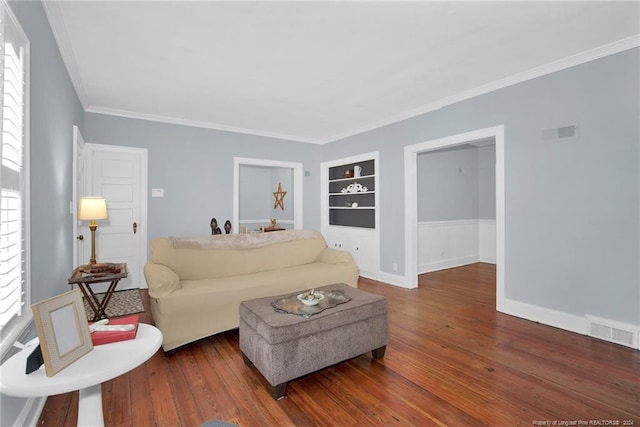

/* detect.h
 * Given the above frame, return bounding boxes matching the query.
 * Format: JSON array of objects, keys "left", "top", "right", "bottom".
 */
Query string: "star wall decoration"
[{"left": 273, "top": 182, "right": 287, "bottom": 210}]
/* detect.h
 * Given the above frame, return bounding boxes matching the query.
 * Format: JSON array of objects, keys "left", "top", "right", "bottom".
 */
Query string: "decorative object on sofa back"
[{"left": 210, "top": 218, "right": 222, "bottom": 235}]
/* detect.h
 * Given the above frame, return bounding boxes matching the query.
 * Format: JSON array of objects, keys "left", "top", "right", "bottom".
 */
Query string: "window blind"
[{"left": 0, "top": 3, "right": 29, "bottom": 332}]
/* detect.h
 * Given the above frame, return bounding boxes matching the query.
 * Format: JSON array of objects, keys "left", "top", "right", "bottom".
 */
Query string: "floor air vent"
[{"left": 586, "top": 315, "right": 637, "bottom": 349}]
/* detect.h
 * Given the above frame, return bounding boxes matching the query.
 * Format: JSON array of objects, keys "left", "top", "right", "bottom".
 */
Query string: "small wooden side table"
[{"left": 68, "top": 263, "right": 128, "bottom": 321}]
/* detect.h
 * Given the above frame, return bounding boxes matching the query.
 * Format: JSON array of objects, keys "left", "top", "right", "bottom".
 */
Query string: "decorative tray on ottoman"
[{"left": 271, "top": 289, "right": 351, "bottom": 318}]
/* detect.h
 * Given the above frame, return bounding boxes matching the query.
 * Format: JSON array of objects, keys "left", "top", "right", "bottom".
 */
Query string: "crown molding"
[
  {"left": 322, "top": 35, "right": 640, "bottom": 144},
  {"left": 85, "top": 105, "right": 323, "bottom": 144},
  {"left": 85, "top": 35, "right": 638, "bottom": 145},
  {"left": 42, "top": 1, "right": 90, "bottom": 109}
]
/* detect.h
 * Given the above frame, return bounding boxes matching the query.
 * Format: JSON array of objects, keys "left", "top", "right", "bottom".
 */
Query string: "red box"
[{"left": 90, "top": 314, "right": 139, "bottom": 346}]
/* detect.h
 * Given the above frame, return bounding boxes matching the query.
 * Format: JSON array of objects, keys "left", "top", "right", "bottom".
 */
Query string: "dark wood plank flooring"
[{"left": 38, "top": 263, "right": 640, "bottom": 426}]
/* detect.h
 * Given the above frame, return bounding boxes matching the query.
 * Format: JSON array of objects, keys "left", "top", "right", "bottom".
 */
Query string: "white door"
[{"left": 77, "top": 143, "right": 148, "bottom": 290}]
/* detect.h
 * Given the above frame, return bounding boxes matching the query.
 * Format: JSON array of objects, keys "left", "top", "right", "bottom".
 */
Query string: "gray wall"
[
  {"left": 417, "top": 144, "right": 481, "bottom": 221},
  {"left": 239, "top": 165, "right": 271, "bottom": 225},
  {"left": 2, "top": 1, "right": 84, "bottom": 425},
  {"left": 416, "top": 143, "right": 496, "bottom": 221},
  {"left": 478, "top": 145, "right": 496, "bottom": 219},
  {"left": 84, "top": 114, "right": 321, "bottom": 241},
  {"left": 322, "top": 48, "right": 639, "bottom": 325}
]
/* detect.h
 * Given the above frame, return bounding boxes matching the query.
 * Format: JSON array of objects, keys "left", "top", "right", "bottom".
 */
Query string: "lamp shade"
[{"left": 78, "top": 197, "right": 108, "bottom": 220}]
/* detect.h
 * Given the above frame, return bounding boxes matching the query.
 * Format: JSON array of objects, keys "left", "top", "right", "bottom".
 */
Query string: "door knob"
[
  {"left": 77, "top": 234, "right": 84, "bottom": 241},
  {"left": 133, "top": 222, "right": 138, "bottom": 234}
]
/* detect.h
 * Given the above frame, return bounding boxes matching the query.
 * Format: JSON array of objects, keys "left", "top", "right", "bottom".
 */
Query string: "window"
[{"left": 0, "top": 2, "right": 30, "bottom": 349}]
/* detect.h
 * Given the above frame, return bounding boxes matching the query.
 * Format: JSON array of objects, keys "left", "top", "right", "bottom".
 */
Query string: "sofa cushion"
[
  {"left": 144, "top": 263, "right": 181, "bottom": 298},
  {"left": 150, "top": 230, "right": 328, "bottom": 280}
]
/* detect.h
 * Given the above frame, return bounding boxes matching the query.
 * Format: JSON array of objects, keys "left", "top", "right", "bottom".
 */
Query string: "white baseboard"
[
  {"left": 376, "top": 271, "right": 415, "bottom": 289},
  {"left": 500, "top": 298, "right": 640, "bottom": 350},
  {"left": 359, "top": 270, "right": 378, "bottom": 281},
  {"left": 500, "top": 297, "right": 586, "bottom": 335},
  {"left": 420, "top": 255, "right": 479, "bottom": 274},
  {"left": 479, "top": 254, "right": 496, "bottom": 264}
]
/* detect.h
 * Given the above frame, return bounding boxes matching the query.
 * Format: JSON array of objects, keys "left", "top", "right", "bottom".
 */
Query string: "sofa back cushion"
[{"left": 150, "top": 230, "right": 328, "bottom": 280}]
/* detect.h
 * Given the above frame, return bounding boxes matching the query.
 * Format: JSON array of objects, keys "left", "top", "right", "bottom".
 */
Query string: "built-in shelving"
[
  {"left": 327, "top": 159, "right": 376, "bottom": 228},
  {"left": 321, "top": 152, "right": 380, "bottom": 279}
]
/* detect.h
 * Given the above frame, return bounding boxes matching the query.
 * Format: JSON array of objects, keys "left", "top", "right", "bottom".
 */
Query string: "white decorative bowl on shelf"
[{"left": 297, "top": 291, "right": 325, "bottom": 306}]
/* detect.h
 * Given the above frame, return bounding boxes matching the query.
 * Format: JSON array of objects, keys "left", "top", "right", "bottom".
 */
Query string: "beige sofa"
[{"left": 144, "top": 229, "right": 359, "bottom": 351}]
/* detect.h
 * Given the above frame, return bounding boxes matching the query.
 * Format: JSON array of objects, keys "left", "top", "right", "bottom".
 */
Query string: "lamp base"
[{"left": 89, "top": 222, "right": 98, "bottom": 264}]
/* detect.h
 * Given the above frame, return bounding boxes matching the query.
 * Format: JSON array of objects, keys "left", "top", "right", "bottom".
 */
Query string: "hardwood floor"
[{"left": 38, "top": 263, "right": 640, "bottom": 426}]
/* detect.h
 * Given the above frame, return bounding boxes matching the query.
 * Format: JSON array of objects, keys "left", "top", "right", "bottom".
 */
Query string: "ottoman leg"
[
  {"left": 241, "top": 352, "right": 253, "bottom": 366},
  {"left": 372, "top": 345, "right": 386, "bottom": 359},
  {"left": 269, "top": 382, "right": 287, "bottom": 400}
]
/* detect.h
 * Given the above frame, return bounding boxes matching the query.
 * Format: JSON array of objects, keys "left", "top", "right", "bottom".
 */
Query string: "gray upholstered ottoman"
[{"left": 239, "top": 283, "right": 388, "bottom": 399}]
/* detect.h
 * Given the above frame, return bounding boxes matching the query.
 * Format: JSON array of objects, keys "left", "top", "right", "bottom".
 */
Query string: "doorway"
[
  {"left": 75, "top": 140, "right": 148, "bottom": 290},
  {"left": 404, "top": 125, "right": 505, "bottom": 311},
  {"left": 232, "top": 157, "right": 303, "bottom": 232}
]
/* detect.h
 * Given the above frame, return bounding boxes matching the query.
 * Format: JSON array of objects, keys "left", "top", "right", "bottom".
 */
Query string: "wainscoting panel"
[
  {"left": 479, "top": 219, "right": 496, "bottom": 263},
  {"left": 418, "top": 219, "right": 496, "bottom": 274}
]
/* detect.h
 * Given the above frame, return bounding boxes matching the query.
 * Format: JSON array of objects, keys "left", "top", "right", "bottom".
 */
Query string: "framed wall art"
[{"left": 32, "top": 289, "right": 93, "bottom": 376}]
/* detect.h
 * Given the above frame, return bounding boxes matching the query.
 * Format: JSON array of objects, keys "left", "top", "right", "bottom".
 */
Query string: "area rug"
[{"left": 82, "top": 289, "right": 144, "bottom": 320}]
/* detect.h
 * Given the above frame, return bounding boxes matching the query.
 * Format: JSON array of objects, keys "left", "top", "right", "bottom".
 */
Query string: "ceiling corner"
[{"left": 42, "top": 1, "right": 90, "bottom": 109}]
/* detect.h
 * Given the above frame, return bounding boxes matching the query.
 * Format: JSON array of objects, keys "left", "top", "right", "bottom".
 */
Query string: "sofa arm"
[
  {"left": 318, "top": 248, "right": 356, "bottom": 265},
  {"left": 144, "top": 262, "right": 182, "bottom": 298}
]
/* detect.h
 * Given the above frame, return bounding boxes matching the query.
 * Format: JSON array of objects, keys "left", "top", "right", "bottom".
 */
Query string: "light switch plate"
[{"left": 151, "top": 188, "right": 164, "bottom": 198}]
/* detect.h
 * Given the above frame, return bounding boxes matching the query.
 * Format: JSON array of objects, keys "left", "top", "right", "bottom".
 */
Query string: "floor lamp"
[{"left": 78, "top": 197, "right": 108, "bottom": 265}]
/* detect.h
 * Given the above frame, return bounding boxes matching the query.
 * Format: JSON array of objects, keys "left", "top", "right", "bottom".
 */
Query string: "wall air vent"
[
  {"left": 586, "top": 315, "right": 638, "bottom": 349},
  {"left": 541, "top": 125, "right": 577, "bottom": 141}
]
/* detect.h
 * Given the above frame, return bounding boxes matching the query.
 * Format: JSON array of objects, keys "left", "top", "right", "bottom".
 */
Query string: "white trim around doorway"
[
  {"left": 232, "top": 157, "right": 304, "bottom": 232},
  {"left": 403, "top": 125, "right": 505, "bottom": 311}
]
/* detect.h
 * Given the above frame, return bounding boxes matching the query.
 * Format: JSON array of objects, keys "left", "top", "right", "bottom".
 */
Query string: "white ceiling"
[{"left": 43, "top": 1, "right": 640, "bottom": 144}]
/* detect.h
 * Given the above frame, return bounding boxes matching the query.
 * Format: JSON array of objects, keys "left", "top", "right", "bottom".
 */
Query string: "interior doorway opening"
[
  {"left": 404, "top": 125, "right": 505, "bottom": 312},
  {"left": 232, "top": 158, "right": 303, "bottom": 233}
]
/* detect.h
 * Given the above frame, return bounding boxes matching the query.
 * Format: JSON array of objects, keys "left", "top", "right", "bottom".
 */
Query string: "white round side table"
[{"left": 0, "top": 323, "right": 162, "bottom": 426}]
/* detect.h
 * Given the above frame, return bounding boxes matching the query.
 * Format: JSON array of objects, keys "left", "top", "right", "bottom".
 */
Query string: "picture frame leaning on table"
[{"left": 31, "top": 289, "right": 93, "bottom": 376}]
